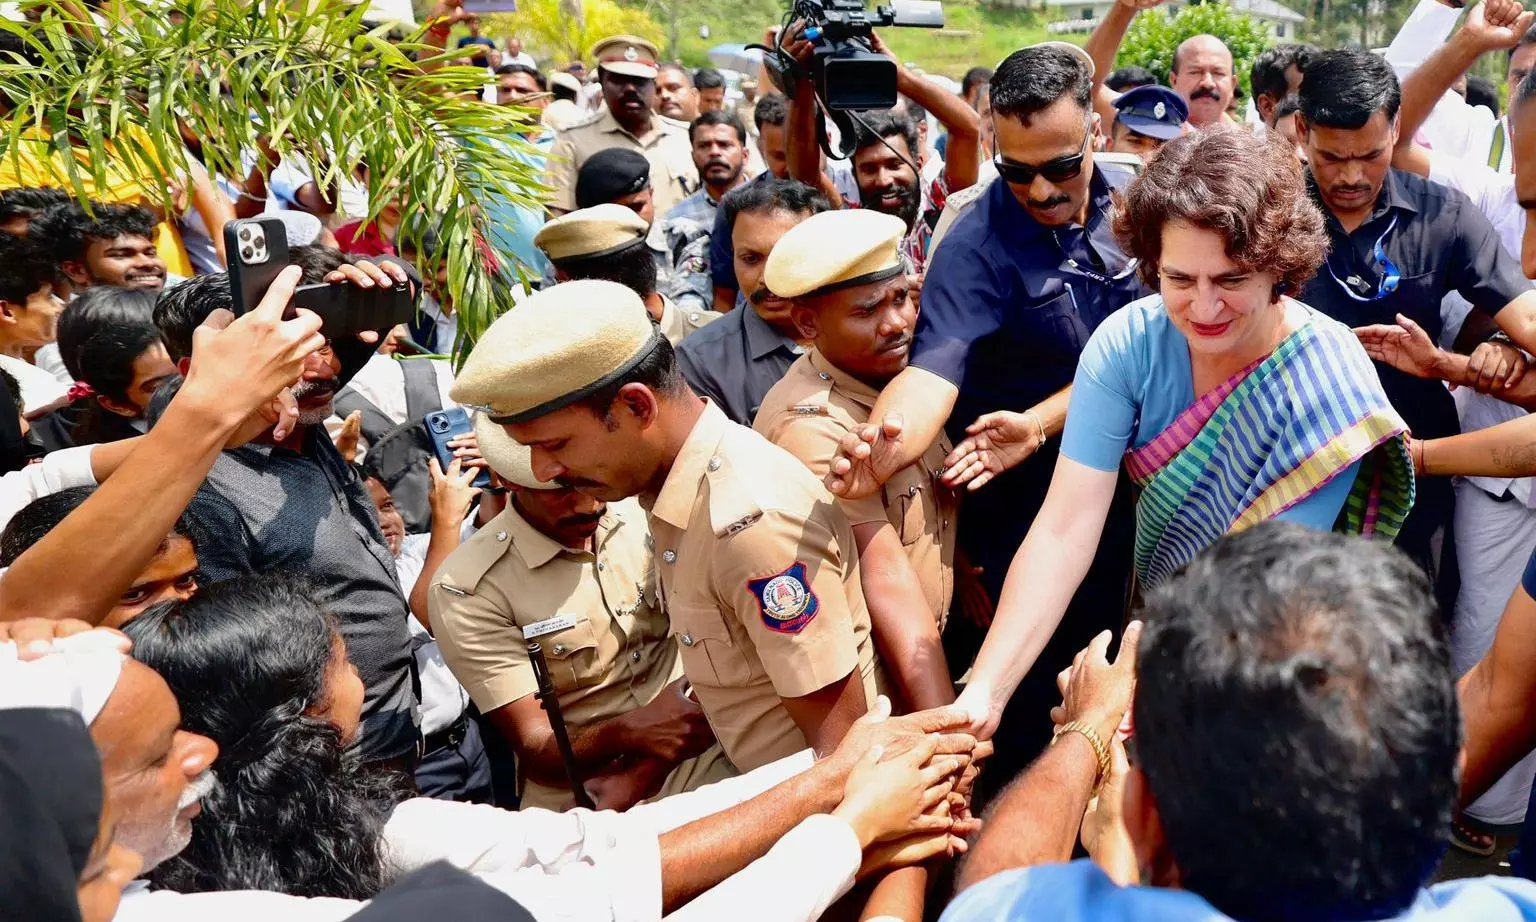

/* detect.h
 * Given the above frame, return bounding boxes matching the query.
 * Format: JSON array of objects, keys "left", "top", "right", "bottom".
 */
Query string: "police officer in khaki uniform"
[
  {"left": 535, "top": 204, "right": 718, "bottom": 346},
  {"left": 753, "top": 210, "right": 956, "bottom": 712},
  {"left": 547, "top": 35, "right": 697, "bottom": 217},
  {"left": 451, "top": 279, "right": 880, "bottom": 773},
  {"left": 430, "top": 412, "right": 734, "bottom": 810}
]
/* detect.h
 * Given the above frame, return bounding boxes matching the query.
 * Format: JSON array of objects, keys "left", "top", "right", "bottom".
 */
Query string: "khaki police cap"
[
  {"left": 535, "top": 203, "right": 648, "bottom": 263},
  {"left": 590, "top": 34, "right": 660, "bottom": 80},
  {"left": 763, "top": 209, "right": 907, "bottom": 299},
  {"left": 451, "top": 279, "right": 662, "bottom": 424},
  {"left": 550, "top": 72, "right": 583, "bottom": 95},
  {"left": 472, "top": 411, "right": 557, "bottom": 491}
]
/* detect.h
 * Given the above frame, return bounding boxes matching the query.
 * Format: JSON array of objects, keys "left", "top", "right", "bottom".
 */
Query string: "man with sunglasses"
[
  {"left": 825, "top": 42, "right": 1144, "bottom": 788},
  {"left": 1297, "top": 48, "right": 1536, "bottom": 598}
]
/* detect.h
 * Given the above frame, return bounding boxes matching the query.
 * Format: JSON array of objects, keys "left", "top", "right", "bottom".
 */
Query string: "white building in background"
[{"left": 1042, "top": 0, "right": 1306, "bottom": 38}]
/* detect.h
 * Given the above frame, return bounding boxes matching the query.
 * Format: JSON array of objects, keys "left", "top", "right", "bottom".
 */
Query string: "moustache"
[
  {"left": 879, "top": 333, "right": 914, "bottom": 353},
  {"left": 290, "top": 378, "right": 339, "bottom": 402},
  {"left": 1028, "top": 195, "right": 1071, "bottom": 211},
  {"left": 1190, "top": 87, "right": 1222, "bottom": 101},
  {"left": 1330, "top": 184, "right": 1373, "bottom": 197},
  {"left": 749, "top": 285, "right": 784, "bottom": 306},
  {"left": 705, "top": 158, "right": 731, "bottom": 170},
  {"left": 179, "top": 769, "right": 219, "bottom": 810},
  {"left": 554, "top": 475, "right": 605, "bottom": 490},
  {"left": 558, "top": 512, "right": 604, "bottom": 530}
]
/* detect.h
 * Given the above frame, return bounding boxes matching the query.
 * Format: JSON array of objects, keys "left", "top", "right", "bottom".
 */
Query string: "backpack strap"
[
  {"left": 400, "top": 358, "right": 444, "bottom": 423},
  {"left": 332, "top": 387, "right": 397, "bottom": 446}
]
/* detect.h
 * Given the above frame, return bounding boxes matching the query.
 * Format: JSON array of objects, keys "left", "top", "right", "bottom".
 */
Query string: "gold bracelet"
[
  {"left": 1053, "top": 720, "right": 1111, "bottom": 792},
  {"left": 1024, "top": 410, "right": 1047, "bottom": 445}
]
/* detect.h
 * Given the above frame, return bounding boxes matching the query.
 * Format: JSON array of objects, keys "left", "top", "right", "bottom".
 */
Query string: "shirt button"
[
  {"left": 553, "top": 643, "right": 566, "bottom": 654},
  {"left": 680, "top": 633, "right": 695, "bottom": 647},
  {"left": 707, "top": 457, "right": 721, "bottom": 472},
  {"left": 631, "top": 650, "right": 643, "bottom": 662},
  {"left": 663, "top": 550, "right": 677, "bottom": 563},
  {"left": 597, "top": 561, "right": 605, "bottom": 571},
  {"left": 495, "top": 531, "right": 507, "bottom": 542},
  {"left": 818, "top": 372, "right": 831, "bottom": 381}
]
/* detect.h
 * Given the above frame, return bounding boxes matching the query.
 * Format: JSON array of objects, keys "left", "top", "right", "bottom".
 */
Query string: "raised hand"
[
  {"left": 428, "top": 457, "right": 483, "bottom": 528},
  {"left": 1354, "top": 314, "right": 1445, "bottom": 379},
  {"left": 827, "top": 413, "right": 909, "bottom": 500},
  {"left": 942, "top": 411, "right": 1043, "bottom": 492},
  {"left": 1465, "top": 0, "right": 1536, "bottom": 50}
]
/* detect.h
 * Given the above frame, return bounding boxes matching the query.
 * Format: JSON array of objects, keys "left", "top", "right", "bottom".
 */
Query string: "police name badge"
[
  {"left": 525, "top": 614, "right": 580, "bottom": 639},
  {"left": 747, "top": 562, "right": 820, "bottom": 634}
]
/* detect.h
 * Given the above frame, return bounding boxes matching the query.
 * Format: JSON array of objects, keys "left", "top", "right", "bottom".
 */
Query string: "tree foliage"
[
  {"left": 486, "top": 0, "right": 664, "bottom": 68},
  {"left": 0, "top": 0, "right": 547, "bottom": 364},
  {"left": 1116, "top": 3, "right": 1274, "bottom": 96}
]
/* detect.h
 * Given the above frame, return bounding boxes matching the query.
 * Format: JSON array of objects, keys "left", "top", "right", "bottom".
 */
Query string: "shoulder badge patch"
[{"left": 748, "top": 562, "right": 820, "bottom": 633}]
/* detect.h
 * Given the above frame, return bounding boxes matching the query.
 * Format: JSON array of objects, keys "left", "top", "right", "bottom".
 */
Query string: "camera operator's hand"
[
  {"left": 321, "top": 258, "right": 416, "bottom": 345},
  {"left": 780, "top": 19, "right": 816, "bottom": 69}
]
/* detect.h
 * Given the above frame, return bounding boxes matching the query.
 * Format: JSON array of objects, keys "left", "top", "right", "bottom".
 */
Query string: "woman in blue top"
[{"left": 947, "top": 128, "right": 1415, "bottom": 737}]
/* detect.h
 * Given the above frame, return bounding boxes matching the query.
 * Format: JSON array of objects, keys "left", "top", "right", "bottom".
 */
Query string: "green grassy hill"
[{"left": 668, "top": 0, "right": 1060, "bottom": 80}]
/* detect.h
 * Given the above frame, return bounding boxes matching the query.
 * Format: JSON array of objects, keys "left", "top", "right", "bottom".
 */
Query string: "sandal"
[{"left": 1451, "top": 816, "right": 1497, "bottom": 857}]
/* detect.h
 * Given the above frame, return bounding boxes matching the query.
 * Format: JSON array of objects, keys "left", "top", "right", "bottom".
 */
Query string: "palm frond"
[{"left": 0, "top": 0, "right": 550, "bottom": 366}]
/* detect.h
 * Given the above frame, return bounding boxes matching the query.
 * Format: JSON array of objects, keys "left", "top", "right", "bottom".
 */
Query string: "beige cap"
[
  {"left": 472, "top": 411, "right": 557, "bottom": 491},
  {"left": 764, "top": 209, "right": 908, "bottom": 299},
  {"left": 590, "top": 35, "right": 661, "bottom": 80},
  {"left": 550, "top": 71, "right": 583, "bottom": 95},
  {"left": 451, "top": 279, "right": 662, "bottom": 424},
  {"left": 535, "top": 203, "right": 648, "bottom": 263}
]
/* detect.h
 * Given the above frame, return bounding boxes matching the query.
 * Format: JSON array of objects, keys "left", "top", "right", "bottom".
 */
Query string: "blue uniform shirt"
[{"left": 911, "top": 163, "right": 1150, "bottom": 438}]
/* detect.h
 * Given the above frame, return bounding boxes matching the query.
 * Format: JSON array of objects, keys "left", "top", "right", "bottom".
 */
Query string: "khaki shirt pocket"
[
  {"left": 669, "top": 602, "right": 753, "bottom": 689},
  {"left": 889, "top": 472, "right": 932, "bottom": 547},
  {"left": 532, "top": 616, "right": 604, "bottom": 691}
]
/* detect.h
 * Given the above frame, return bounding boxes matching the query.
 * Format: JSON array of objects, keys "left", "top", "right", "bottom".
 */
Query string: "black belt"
[{"left": 422, "top": 712, "right": 471, "bottom": 756}]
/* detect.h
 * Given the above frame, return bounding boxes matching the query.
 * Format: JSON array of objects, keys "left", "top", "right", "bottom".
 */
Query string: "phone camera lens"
[
  {"left": 241, "top": 246, "right": 253, "bottom": 260},
  {"left": 432, "top": 418, "right": 449, "bottom": 432},
  {"left": 238, "top": 227, "right": 251, "bottom": 241}
]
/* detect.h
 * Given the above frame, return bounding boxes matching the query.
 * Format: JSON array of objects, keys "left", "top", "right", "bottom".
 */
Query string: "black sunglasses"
[{"left": 993, "top": 123, "right": 1092, "bottom": 186}]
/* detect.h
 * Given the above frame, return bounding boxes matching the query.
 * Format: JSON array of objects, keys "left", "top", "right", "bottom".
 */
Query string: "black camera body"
[{"left": 786, "top": 0, "right": 944, "bottom": 111}]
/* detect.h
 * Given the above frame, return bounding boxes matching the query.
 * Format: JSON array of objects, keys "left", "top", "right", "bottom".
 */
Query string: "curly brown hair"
[{"left": 1112, "top": 127, "right": 1328, "bottom": 296}]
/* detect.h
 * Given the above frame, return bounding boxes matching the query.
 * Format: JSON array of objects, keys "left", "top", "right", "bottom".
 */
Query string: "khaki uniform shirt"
[
  {"left": 656, "top": 292, "right": 718, "bottom": 346},
  {"left": 547, "top": 108, "right": 698, "bottom": 216},
  {"left": 754, "top": 350, "right": 958, "bottom": 630},
  {"left": 430, "top": 498, "right": 733, "bottom": 810},
  {"left": 641, "top": 400, "right": 878, "bottom": 772}
]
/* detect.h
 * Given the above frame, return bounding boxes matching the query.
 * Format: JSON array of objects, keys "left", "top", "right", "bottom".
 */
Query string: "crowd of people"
[{"left": 19, "top": 0, "right": 1536, "bottom": 918}]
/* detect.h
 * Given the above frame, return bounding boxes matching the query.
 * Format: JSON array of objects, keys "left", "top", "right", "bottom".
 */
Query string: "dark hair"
[
  {"left": 1466, "top": 74, "right": 1500, "bottom": 116},
  {"left": 961, "top": 65, "right": 994, "bottom": 96},
  {"left": 1250, "top": 43, "right": 1315, "bottom": 102},
  {"left": 1114, "top": 128, "right": 1326, "bottom": 294},
  {"left": 694, "top": 67, "right": 725, "bottom": 91},
  {"left": 1105, "top": 65, "right": 1158, "bottom": 92},
  {"left": 1299, "top": 48, "right": 1401, "bottom": 129},
  {"left": 0, "top": 367, "right": 20, "bottom": 418},
  {"left": 1135, "top": 523, "right": 1458, "bottom": 921},
  {"left": 575, "top": 334, "right": 688, "bottom": 423},
  {"left": 1519, "top": 69, "right": 1536, "bottom": 109},
  {"left": 853, "top": 109, "right": 920, "bottom": 160},
  {"left": 657, "top": 61, "right": 692, "bottom": 85},
  {"left": 30, "top": 201, "right": 156, "bottom": 267},
  {"left": 123, "top": 576, "right": 409, "bottom": 900},
  {"left": 553, "top": 240, "right": 658, "bottom": 298},
  {"left": 0, "top": 485, "right": 195, "bottom": 567},
  {"left": 991, "top": 45, "right": 1092, "bottom": 122},
  {"left": 1273, "top": 93, "right": 1304, "bottom": 121},
  {"left": 0, "top": 486, "right": 95, "bottom": 566},
  {"left": 721, "top": 176, "right": 830, "bottom": 232},
  {"left": 0, "top": 233, "right": 58, "bottom": 305},
  {"left": 154, "top": 248, "right": 349, "bottom": 360},
  {"left": 690, "top": 109, "right": 748, "bottom": 145},
  {"left": 494, "top": 62, "right": 545, "bottom": 90},
  {"left": 0, "top": 187, "right": 70, "bottom": 226},
  {"left": 902, "top": 95, "right": 929, "bottom": 127},
  {"left": 56, "top": 286, "right": 161, "bottom": 401},
  {"left": 552, "top": 80, "right": 578, "bottom": 103},
  {"left": 1512, "top": 22, "right": 1536, "bottom": 60},
  {"left": 754, "top": 92, "right": 789, "bottom": 129}
]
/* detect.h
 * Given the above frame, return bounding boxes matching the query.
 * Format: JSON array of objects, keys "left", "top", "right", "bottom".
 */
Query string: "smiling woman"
[{"left": 949, "top": 126, "right": 1417, "bottom": 738}]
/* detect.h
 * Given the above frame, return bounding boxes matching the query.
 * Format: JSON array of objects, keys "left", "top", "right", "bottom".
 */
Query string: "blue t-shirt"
[
  {"left": 1060, "top": 295, "right": 1359, "bottom": 533},
  {"left": 940, "top": 860, "right": 1536, "bottom": 922}
]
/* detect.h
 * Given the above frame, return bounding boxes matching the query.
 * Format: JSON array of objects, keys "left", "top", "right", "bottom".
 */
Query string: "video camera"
[{"left": 770, "top": 0, "right": 944, "bottom": 111}]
